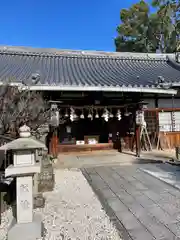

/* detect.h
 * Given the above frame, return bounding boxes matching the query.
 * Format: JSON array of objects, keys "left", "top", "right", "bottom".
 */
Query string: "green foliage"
[{"left": 115, "top": 0, "right": 180, "bottom": 53}]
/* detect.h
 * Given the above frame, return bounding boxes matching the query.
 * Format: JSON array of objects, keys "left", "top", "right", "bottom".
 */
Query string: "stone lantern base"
[{"left": 8, "top": 214, "right": 43, "bottom": 240}]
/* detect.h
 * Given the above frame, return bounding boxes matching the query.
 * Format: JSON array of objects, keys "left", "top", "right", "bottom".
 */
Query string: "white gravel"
[
  {"left": 0, "top": 206, "right": 13, "bottom": 240},
  {"left": 0, "top": 169, "right": 121, "bottom": 240}
]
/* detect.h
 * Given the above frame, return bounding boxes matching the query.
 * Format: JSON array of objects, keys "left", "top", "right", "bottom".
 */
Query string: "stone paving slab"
[
  {"left": 56, "top": 152, "right": 137, "bottom": 169},
  {"left": 83, "top": 164, "right": 180, "bottom": 240}
]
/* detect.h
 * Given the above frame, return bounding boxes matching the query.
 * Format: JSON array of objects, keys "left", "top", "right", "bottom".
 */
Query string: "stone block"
[
  {"left": 168, "top": 222, "right": 180, "bottom": 237},
  {"left": 107, "top": 198, "right": 128, "bottom": 212},
  {"left": 128, "top": 228, "right": 154, "bottom": 240},
  {"left": 159, "top": 203, "right": 179, "bottom": 216},
  {"left": 89, "top": 175, "right": 107, "bottom": 190},
  {"left": 115, "top": 210, "right": 142, "bottom": 231},
  {"left": 126, "top": 189, "right": 142, "bottom": 197},
  {"left": 138, "top": 213, "right": 174, "bottom": 239},
  {"left": 148, "top": 205, "right": 178, "bottom": 225},
  {"left": 33, "top": 193, "right": 45, "bottom": 209},
  {"left": 135, "top": 194, "right": 155, "bottom": 208},
  {"left": 117, "top": 192, "right": 134, "bottom": 204},
  {"left": 131, "top": 181, "right": 149, "bottom": 191},
  {"left": 143, "top": 190, "right": 162, "bottom": 201},
  {"left": 101, "top": 188, "right": 116, "bottom": 199},
  {"left": 5, "top": 164, "right": 41, "bottom": 178},
  {"left": 126, "top": 202, "right": 146, "bottom": 219},
  {"left": 123, "top": 175, "right": 136, "bottom": 182},
  {"left": 8, "top": 214, "right": 43, "bottom": 240}
]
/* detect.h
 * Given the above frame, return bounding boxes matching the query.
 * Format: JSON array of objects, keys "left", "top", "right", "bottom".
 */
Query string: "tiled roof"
[{"left": 0, "top": 46, "right": 179, "bottom": 90}]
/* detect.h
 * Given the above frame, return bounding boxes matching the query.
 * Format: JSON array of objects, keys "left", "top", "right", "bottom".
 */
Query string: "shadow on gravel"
[
  {"left": 135, "top": 158, "right": 164, "bottom": 164},
  {"left": 81, "top": 168, "right": 132, "bottom": 240}
]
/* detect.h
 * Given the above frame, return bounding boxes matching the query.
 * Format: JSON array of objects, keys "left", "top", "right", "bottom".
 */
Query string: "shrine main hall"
[{"left": 0, "top": 46, "right": 180, "bottom": 155}]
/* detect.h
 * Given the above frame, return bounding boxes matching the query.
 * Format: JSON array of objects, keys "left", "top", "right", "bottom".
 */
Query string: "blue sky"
[{"left": 0, "top": 0, "right": 139, "bottom": 51}]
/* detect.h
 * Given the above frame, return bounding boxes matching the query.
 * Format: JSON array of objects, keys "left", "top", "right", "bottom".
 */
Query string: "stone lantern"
[{"left": 0, "top": 124, "right": 47, "bottom": 240}]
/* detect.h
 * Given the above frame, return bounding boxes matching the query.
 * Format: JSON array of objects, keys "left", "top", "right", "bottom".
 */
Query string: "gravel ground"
[{"left": 0, "top": 169, "right": 121, "bottom": 240}]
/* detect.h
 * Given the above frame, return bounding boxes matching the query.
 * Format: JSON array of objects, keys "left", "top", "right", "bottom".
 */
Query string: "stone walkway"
[
  {"left": 83, "top": 164, "right": 180, "bottom": 240},
  {"left": 140, "top": 163, "right": 180, "bottom": 191},
  {"left": 56, "top": 151, "right": 136, "bottom": 169},
  {"left": 56, "top": 149, "right": 176, "bottom": 170},
  {"left": 0, "top": 169, "right": 121, "bottom": 240}
]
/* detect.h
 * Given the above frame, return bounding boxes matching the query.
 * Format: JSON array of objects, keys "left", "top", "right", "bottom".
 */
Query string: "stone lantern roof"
[{"left": 0, "top": 124, "right": 47, "bottom": 151}]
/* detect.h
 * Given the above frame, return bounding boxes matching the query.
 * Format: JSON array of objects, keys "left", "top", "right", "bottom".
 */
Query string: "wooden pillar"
[
  {"left": 135, "top": 125, "right": 141, "bottom": 157},
  {"left": 49, "top": 103, "right": 59, "bottom": 158},
  {"left": 131, "top": 110, "right": 137, "bottom": 152},
  {"left": 155, "top": 97, "right": 160, "bottom": 149},
  {"left": 118, "top": 135, "right": 122, "bottom": 152},
  {"left": 50, "top": 128, "right": 58, "bottom": 158}
]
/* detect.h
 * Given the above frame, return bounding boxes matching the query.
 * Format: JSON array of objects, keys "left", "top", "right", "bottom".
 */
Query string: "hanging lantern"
[
  {"left": 70, "top": 114, "right": 74, "bottom": 122},
  {"left": 104, "top": 113, "right": 109, "bottom": 122},
  {"left": 50, "top": 111, "right": 59, "bottom": 126},
  {"left": 95, "top": 109, "right": 99, "bottom": 118},
  {"left": 74, "top": 112, "right": 78, "bottom": 119},
  {"left": 70, "top": 108, "right": 76, "bottom": 122},
  {"left": 80, "top": 113, "right": 84, "bottom": 119},
  {"left": 88, "top": 112, "right": 92, "bottom": 118},
  {"left": 95, "top": 113, "right": 99, "bottom": 118},
  {"left": 101, "top": 109, "right": 105, "bottom": 118},
  {"left": 65, "top": 109, "right": 69, "bottom": 117},
  {"left": 66, "top": 126, "right": 71, "bottom": 133},
  {"left": 101, "top": 108, "right": 107, "bottom": 117},
  {"left": 80, "top": 109, "right": 85, "bottom": 119},
  {"left": 116, "top": 110, "right": 121, "bottom": 121},
  {"left": 50, "top": 104, "right": 59, "bottom": 126},
  {"left": 103, "top": 108, "right": 109, "bottom": 122},
  {"left": 109, "top": 111, "right": 114, "bottom": 118},
  {"left": 136, "top": 110, "right": 144, "bottom": 125},
  {"left": 88, "top": 109, "right": 93, "bottom": 120},
  {"left": 124, "top": 108, "right": 130, "bottom": 116}
]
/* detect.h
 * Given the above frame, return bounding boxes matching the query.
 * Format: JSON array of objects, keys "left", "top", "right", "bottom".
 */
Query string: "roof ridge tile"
[{"left": 0, "top": 49, "right": 169, "bottom": 62}]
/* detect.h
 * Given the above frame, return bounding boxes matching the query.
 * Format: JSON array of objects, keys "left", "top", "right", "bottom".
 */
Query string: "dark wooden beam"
[{"left": 135, "top": 125, "right": 141, "bottom": 157}]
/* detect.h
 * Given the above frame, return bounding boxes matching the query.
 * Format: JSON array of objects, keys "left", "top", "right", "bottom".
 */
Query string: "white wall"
[{"left": 158, "top": 99, "right": 180, "bottom": 108}]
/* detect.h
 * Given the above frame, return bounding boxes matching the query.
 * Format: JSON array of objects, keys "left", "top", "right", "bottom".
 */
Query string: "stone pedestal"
[
  {"left": 16, "top": 176, "right": 33, "bottom": 223},
  {"left": 8, "top": 213, "right": 43, "bottom": 240},
  {"left": 7, "top": 174, "right": 43, "bottom": 240}
]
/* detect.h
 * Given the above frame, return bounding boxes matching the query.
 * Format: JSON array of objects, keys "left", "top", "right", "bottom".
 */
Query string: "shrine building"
[{"left": 0, "top": 46, "right": 180, "bottom": 155}]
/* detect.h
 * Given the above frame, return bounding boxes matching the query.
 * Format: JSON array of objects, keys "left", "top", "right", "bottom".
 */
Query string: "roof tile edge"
[{"left": 0, "top": 45, "right": 175, "bottom": 60}]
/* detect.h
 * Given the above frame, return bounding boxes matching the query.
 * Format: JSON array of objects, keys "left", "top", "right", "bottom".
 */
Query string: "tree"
[
  {"left": 115, "top": 0, "right": 180, "bottom": 53},
  {"left": 115, "top": 1, "right": 155, "bottom": 52},
  {"left": 152, "top": 0, "right": 180, "bottom": 52},
  {"left": 0, "top": 84, "right": 50, "bottom": 139}
]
